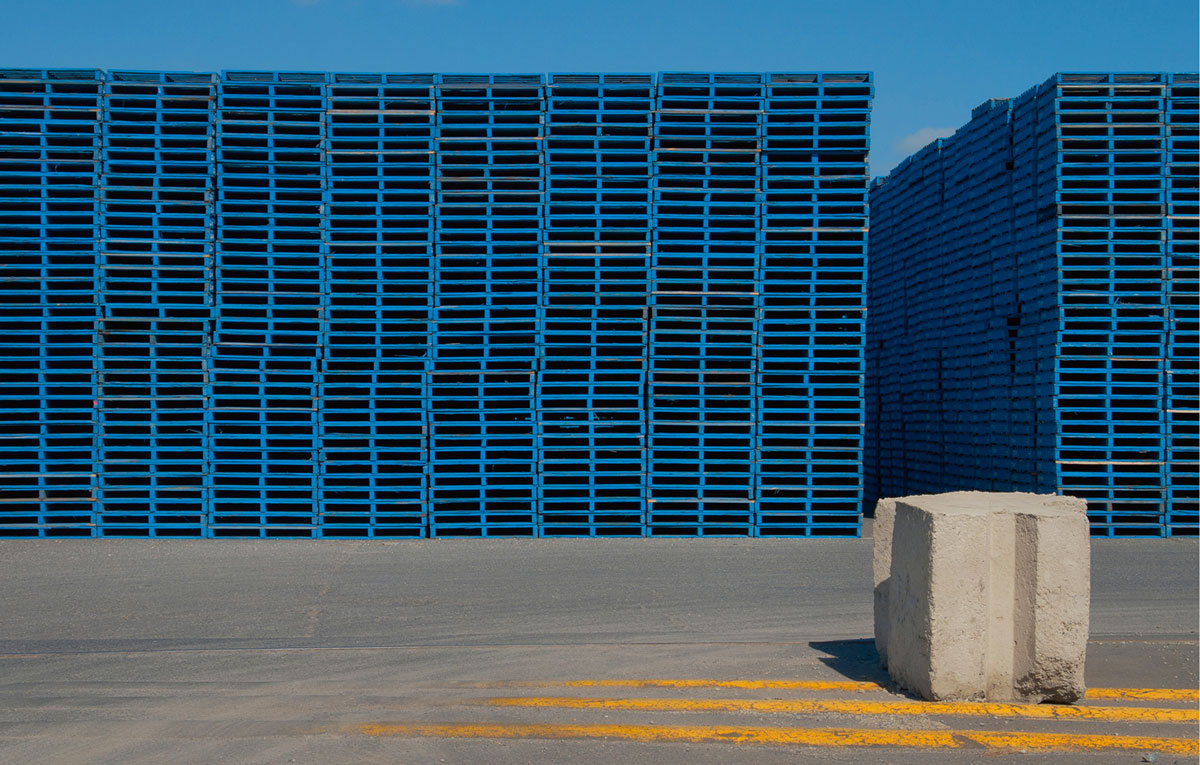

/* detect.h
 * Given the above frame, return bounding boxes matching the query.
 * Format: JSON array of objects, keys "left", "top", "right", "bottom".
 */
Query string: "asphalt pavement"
[{"left": 0, "top": 537, "right": 1196, "bottom": 763}]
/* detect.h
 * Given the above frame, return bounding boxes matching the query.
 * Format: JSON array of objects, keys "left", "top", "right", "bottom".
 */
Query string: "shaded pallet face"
[
  {"left": 867, "top": 71, "right": 1198, "bottom": 538},
  {"left": 0, "top": 69, "right": 871, "bottom": 539}
]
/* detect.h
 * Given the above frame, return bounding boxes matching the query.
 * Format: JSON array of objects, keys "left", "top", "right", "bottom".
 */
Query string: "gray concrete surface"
[{"left": 0, "top": 538, "right": 1196, "bottom": 763}]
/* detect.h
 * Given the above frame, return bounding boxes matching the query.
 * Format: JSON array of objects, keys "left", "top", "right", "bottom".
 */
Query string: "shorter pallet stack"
[{"left": 868, "top": 72, "right": 1199, "bottom": 537}]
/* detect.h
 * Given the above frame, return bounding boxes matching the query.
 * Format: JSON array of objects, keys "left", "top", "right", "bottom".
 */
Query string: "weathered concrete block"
[{"left": 874, "top": 491, "right": 1089, "bottom": 703}]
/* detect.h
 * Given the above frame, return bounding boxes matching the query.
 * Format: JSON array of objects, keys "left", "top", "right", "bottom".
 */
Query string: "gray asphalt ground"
[{"left": 0, "top": 537, "right": 1196, "bottom": 764}]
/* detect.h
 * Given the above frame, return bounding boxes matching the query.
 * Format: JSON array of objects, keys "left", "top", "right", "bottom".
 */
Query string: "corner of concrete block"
[
  {"left": 1016, "top": 659, "right": 1086, "bottom": 704},
  {"left": 872, "top": 497, "right": 897, "bottom": 667},
  {"left": 885, "top": 501, "right": 938, "bottom": 698},
  {"left": 923, "top": 509, "right": 991, "bottom": 702},
  {"left": 1013, "top": 505, "right": 1090, "bottom": 703},
  {"left": 1047, "top": 493, "right": 1089, "bottom": 514}
]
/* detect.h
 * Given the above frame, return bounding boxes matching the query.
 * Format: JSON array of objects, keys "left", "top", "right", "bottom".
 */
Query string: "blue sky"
[{"left": 2, "top": 0, "right": 1196, "bottom": 175}]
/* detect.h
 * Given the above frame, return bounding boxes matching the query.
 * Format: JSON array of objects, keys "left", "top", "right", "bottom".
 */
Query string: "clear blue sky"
[{"left": 2, "top": 0, "right": 1196, "bottom": 175}]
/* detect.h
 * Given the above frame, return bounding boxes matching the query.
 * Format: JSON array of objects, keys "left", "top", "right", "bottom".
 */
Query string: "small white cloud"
[{"left": 893, "top": 126, "right": 956, "bottom": 156}]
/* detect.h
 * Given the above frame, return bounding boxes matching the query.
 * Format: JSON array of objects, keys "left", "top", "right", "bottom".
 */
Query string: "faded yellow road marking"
[
  {"left": 1086, "top": 687, "right": 1200, "bottom": 702},
  {"left": 475, "top": 679, "right": 882, "bottom": 692},
  {"left": 355, "top": 721, "right": 1200, "bottom": 754},
  {"left": 479, "top": 679, "right": 1200, "bottom": 703},
  {"left": 481, "top": 695, "right": 1197, "bottom": 723}
]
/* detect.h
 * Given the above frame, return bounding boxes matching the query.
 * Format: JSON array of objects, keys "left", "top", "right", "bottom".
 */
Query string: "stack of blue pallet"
[
  {"left": 213, "top": 71, "right": 326, "bottom": 537},
  {"left": 1048, "top": 74, "right": 1165, "bottom": 535},
  {"left": 650, "top": 72, "right": 763, "bottom": 535},
  {"left": 868, "top": 71, "right": 1199, "bottom": 537},
  {"left": 431, "top": 74, "right": 544, "bottom": 537},
  {"left": 541, "top": 73, "right": 652, "bottom": 536},
  {"left": 0, "top": 69, "right": 872, "bottom": 539},
  {"left": 100, "top": 70, "right": 214, "bottom": 536},
  {"left": 0, "top": 69, "right": 101, "bottom": 537},
  {"left": 1167, "top": 74, "right": 1199, "bottom": 532},
  {"left": 758, "top": 73, "right": 870, "bottom": 534},
  {"left": 322, "top": 73, "right": 435, "bottom": 538}
]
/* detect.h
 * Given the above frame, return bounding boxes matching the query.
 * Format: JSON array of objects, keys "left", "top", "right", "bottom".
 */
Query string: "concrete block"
[{"left": 875, "top": 491, "right": 1089, "bottom": 703}]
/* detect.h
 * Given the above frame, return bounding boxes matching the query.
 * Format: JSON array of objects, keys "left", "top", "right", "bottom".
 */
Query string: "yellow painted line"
[
  {"left": 476, "top": 679, "right": 883, "bottom": 692},
  {"left": 478, "top": 679, "right": 1200, "bottom": 703},
  {"left": 355, "top": 721, "right": 1200, "bottom": 754},
  {"left": 964, "top": 729, "right": 1199, "bottom": 754},
  {"left": 1086, "top": 687, "right": 1200, "bottom": 702},
  {"left": 482, "top": 695, "right": 1198, "bottom": 724}
]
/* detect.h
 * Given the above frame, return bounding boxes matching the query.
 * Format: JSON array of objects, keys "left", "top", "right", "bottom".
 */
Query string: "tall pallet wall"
[
  {"left": 868, "top": 71, "right": 1199, "bottom": 537},
  {"left": 0, "top": 69, "right": 872, "bottom": 538}
]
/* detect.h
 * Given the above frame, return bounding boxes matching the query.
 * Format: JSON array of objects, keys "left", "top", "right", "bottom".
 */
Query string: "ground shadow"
[{"left": 807, "top": 638, "right": 891, "bottom": 685}]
